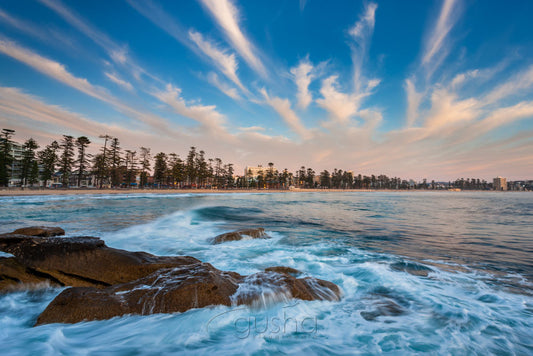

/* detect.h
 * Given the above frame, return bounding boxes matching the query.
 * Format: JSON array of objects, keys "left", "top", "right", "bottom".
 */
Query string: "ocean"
[{"left": 0, "top": 191, "right": 532, "bottom": 355}]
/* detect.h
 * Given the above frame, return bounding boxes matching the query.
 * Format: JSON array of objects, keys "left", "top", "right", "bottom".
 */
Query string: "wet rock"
[
  {"left": 360, "top": 286, "right": 411, "bottom": 321},
  {"left": 0, "top": 226, "right": 342, "bottom": 325},
  {"left": 1, "top": 231, "right": 201, "bottom": 289},
  {"left": 390, "top": 261, "right": 433, "bottom": 277},
  {"left": 0, "top": 257, "right": 59, "bottom": 292},
  {"left": 360, "top": 299, "right": 406, "bottom": 321},
  {"left": 211, "top": 228, "right": 269, "bottom": 244},
  {"left": 264, "top": 266, "right": 302, "bottom": 276},
  {"left": 11, "top": 226, "right": 65, "bottom": 237},
  {"left": 36, "top": 267, "right": 341, "bottom": 325},
  {"left": 36, "top": 262, "right": 241, "bottom": 325}
]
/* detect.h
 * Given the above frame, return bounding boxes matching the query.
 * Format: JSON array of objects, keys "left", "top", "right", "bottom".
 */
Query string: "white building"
[{"left": 493, "top": 176, "right": 507, "bottom": 191}]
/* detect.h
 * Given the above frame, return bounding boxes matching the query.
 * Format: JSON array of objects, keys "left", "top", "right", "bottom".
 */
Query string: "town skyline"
[{"left": 1, "top": 0, "right": 532, "bottom": 180}]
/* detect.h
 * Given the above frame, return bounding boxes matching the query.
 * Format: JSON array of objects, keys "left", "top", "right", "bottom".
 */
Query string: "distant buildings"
[
  {"left": 493, "top": 176, "right": 507, "bottom": 191},
  {"left": 244, "top": 165, "right": 277, "bottom": 179}
]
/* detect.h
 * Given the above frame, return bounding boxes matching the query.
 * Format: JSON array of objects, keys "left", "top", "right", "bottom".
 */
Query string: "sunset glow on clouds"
[{"left": 0, "top": 0, "right": 532, "bottom": 180}]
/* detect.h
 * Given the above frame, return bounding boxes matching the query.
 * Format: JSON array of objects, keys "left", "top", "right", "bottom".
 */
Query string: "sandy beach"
[{"left": 0, "top": 188, "right": 380, "bottom": 196}]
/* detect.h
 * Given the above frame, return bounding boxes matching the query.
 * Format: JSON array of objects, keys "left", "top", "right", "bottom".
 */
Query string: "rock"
[
  {"left": 360, "top": 299, "right": 406, "bottom": 321},
  {"left": 390, "top": 261, "right": 433, "bottom": 277},
  {"left": 211, "top": 228, "right": 269, "bottom": 244},
  {"left": 11, "top": 226, "right": 65, "bottom": 237},
  {"left": 264, "top": 266, "right": 302, "bottom": 276},
  {"left": 36, "top": 262, "right": 241, "bottom": 325},
  {"left": 0, "top": 226, "right": 342, "bottom": 325},
  {"left": 1, "top": 231, "right": 201, "bottom": 289},
  {"left": 36, "top": 267, "right": 341, "bottom": 325},
  {"left": 0, "top": 257, "right": 58, "bottom": 292}
]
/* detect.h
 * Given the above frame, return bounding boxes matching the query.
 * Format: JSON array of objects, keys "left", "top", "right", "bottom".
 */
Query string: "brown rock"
[
  {"left": 1, "top": 233, "right": 201, "bottom": 290},
  {"left": 264, "top": 266, "right": 302, "bottom": 276},
  {"left": 211, "top": 228, "right": 269, "bottom": 244},
  {"left": 0, "top": 226, "right": 342, "bottom": 325},
  {"left": 11, "top": 226, "right": 65, "bottom": 237},
  {"left": 36, "top": 262, "right": 241, "bottom": 325},
  {"left": 0, "top": 257, "right": 59, "bottom": 292},
  {"left": 36, "top": 268, "right": 341, "bottom": 325}
]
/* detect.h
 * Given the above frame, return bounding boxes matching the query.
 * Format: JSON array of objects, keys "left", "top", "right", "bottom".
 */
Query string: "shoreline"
[{"left": 0, "top": 188, "right": 522, "bottom": 197}]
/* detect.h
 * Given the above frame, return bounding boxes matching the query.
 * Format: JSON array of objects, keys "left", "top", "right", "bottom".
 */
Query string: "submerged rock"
[
  {"left": 390, "top": 261, "right": 433, "bottom": 277},
  {"left": 211, "top": 228, "right": 269, "bottom": 244},
  {"left": 0, "top": 226, "right": 342, "bottom": 325}
]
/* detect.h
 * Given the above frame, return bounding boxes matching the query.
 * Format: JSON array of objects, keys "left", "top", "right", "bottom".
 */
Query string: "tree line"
[
  {"left": 0, "top": 129, "right": 235, "bottom": 189},
  {"left": 0, "top": 128, "right": 497, "bottom": 190}
]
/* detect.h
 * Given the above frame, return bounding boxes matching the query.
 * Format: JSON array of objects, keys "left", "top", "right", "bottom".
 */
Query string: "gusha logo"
[{"left": 206, "top": 301, "right": 318, "bottom": 339}]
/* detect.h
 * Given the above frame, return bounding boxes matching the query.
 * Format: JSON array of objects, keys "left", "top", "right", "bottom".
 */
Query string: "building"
[
  {"left": 0, "top": 139, "right": 27, "bottom": 187},
  {"left": 493, "top": 176, "right": 507, "bottom": 191},
  {"left": 244, "top": 165, "right": 278, "bottom": 179}
]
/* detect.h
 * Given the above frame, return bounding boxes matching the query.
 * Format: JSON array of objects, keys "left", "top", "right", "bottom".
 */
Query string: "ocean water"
[{"left": 0, "top": 191, "right": 532, "bottom": 355}]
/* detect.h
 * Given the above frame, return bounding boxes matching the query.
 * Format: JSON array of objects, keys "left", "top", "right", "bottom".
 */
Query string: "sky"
[{"left": 0, "top": 0, "right": 532, "bottom": 180}]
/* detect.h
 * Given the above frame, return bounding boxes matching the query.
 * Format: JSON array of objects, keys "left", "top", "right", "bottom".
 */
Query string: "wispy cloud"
[
  {"left": 189, "top": 30, "right": 246, "bottom": 92},
  {"left": 0, "top": 8, "right": 47, "bottom": 41},
  {"left": 104, "top": 72, "right": 134, "bottom": 92},
  {"left": 207, "top": 72, "right": 241, "bottom": 100},
  {"left": 153, "top": 84, "right": 229, "bottom": 136},
  {"left": 0, "top": 37, "right": 174, "bottom": 134},
  {"left": 290, "top": 57, "right": 314, "bottom": 110},
  {"left": 38, "top": 0, "right": 118, "bottom": 60},
  {"left": 421, "top": 0, "right": 459, "bottom": 78},
  {"left": 348, "top": 2, "right": 378, "bottom": 93},
  {"left": 200, "top": 0, "right": 267, "bottom": 77},
  {"left": 260, "top": 88, "right": 312, "bottom": 140}
]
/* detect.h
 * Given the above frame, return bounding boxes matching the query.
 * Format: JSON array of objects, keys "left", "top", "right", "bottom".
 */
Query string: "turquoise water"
[{"left": 0, "top": 192, "right": 532, "bottom": 355}]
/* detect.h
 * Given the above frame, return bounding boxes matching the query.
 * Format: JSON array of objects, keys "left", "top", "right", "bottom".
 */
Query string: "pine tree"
[
  {"left": 20, "top": 138, "right": 39, "bottom": 187},
  {"left": 153, "top": 152, "right": 167, "bottom": 188},
  {"left": 38, "top": 141, "right": 59, "bottom": 188},
  {"left": 0, "top": 128, "right": 15, "bottom": 187},
  {"left": 59, "top": 135, "right": 75, "bottom": 187},
  {"left": 139, "top": 147, "right": 151, "bottom": 188},
  {"left": 75, "top": 136, "right": 91, "bottom": 187},
  {"left": 109, "top": 138, "right": 122, "bottom": 187}
]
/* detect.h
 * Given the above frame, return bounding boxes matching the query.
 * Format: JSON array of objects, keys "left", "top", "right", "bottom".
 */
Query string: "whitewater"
[{"left": 0, "top": 191, "right": 532, "bottom": 355}]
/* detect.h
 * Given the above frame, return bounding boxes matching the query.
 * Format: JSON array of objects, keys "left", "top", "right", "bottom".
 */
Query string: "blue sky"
[{"left": 0, "top": 0, "right": 532, "bottom": 180}]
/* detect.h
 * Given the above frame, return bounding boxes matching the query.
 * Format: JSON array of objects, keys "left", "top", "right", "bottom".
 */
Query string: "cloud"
[
  {"left": 152, "top": 83, "right": 229, "bottom": 136},
  {"left": 38, "top": 0, "right": 118, "bottom": 60},
  {"left": 316, "top": 75, "right": 362, "bottom": 123},
  {"left": 483, "top": 65, "right": 533, "bottom": 104},
  {"left": 0, "top": 37, "right": 175, "bottom": 134},
  {"left": 405, "top": 78, "right": 423, "bottom": 127},
  {"left": 421, "top": 0, "right": 459, "bottom": 77},
  {"left": 104, "top": 72, "right": 134, "bottom": 92},
  {"left": 206, "top": 72, "right": 241, "bottom": 100},
  {"left": 127, "top": 0, "right": 189, "bottom": 46},
  {"left": 0, "top": 86, "right": 139, "bottom": 139},
  {"left": 0, "top": 8, "right": 47, "bottom": 41},
  {"left": 348, "top": 2, "right": 377, "bottom": 93},
  {"left": 260, "top": 88, "right": 313, "bottom": 140},
  {"left": 40, "top": 0, "right": 161, "bottom": 84},
  {"left": 200, "top": 0, "right": 267, "bottom": 77},
  {"left": 189, "top": 30, "right": 246, "bottom": 92},
  {"left": 290, "top": 57, "right": 314, "bottom": 110},
  {"left": 238, "top": 126, "right": 265, "bottom": 132}
]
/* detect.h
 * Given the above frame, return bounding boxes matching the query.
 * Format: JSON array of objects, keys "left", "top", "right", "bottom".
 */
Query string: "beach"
[{"left": 0, "top": 188, "right": 380, "bottom": 196}]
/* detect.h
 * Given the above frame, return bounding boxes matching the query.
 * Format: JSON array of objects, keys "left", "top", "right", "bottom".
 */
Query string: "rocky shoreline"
[{"left": 0, "top": 226, "right": 341, "bottom": 325}]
